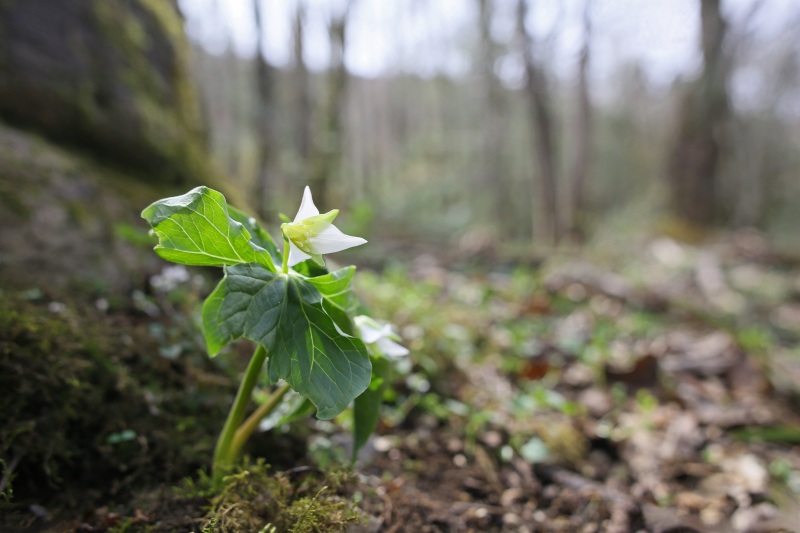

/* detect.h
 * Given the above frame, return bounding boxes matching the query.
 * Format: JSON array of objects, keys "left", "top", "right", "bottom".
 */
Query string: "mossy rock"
[
  {"left": 0, "top": 0, "right": 213, "bottom": 185},
  {"left": 0, "top": 294, "right": 229, "bottom": 507},
  {"left": 0, "top": 122, "right": 171, "bottom": 293},
  {"left": 0, "top": 292, "right": 314, "bottom": 530}
]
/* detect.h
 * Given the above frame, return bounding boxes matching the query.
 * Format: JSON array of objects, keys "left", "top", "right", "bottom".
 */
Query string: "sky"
[{"left": 178, "top": 0, "right": 798, "bottom": 90}]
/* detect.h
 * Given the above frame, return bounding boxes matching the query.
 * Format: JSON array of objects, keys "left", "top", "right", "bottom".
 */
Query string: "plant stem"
[
  {"left": 212, "top": 344, "right": 268, "bottom": 481},
  {"left": 282, "top": 237, "right": 290, "bottom": 274},
  {"left": 228, "top": 382, "right": 292, "bottom": 462}
]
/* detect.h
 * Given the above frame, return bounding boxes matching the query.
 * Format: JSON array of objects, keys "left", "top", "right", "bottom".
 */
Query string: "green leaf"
[
  {"left": 141, "top": 186, "right": 275, "bottom": 270},
  {"left": 353, "top": 356, "right": 391, "bottom": 461},
  {"left": 269, "top": 276, "right": 371, "bottom": 419},
  {"left": 202, "top": 263, "right": 371, "bottom": 420},
  {"left": 306, "top": 266, "right": 358, "bottom": 335},
  {"left": 292, "top": 259, "right": 329, "bottom": 278},
  {"left": 202, "top": 263, "right": 286, "bottom": 356},
  {"left": 227, "top": 205, "right": 282, "bottom": 268}
]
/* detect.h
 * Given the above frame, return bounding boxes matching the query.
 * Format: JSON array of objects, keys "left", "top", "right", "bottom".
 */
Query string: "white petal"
[
  {"left": 288, "top": 241, "right": 312, "bottom": 267},
  {"left": 377, "top": 338, "right": 410, "bottom": 357},
  {"left": 354, "top": 316, "right": 379, "bottom": 341},
  {"left": 357, "top": 323, "right": 384, "bottom": 344},
  {"left": 293, "top": 186, "right": 319, "bottom": 222},
  {"left": 308, "top": 224, "right": 367, "bottom": 255}
]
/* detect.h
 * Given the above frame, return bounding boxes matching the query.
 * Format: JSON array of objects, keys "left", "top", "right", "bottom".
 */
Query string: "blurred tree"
[
  {"left": 293, "top": 2, "right": 312, "bottom": 164},
  {"left": 516, "top": 0, "right": 561, "bottom": 244},
  {"left": 566, "top": 0, "right": 593, "bottom": 241},
  {"left": 308, "top": 0, "right": 354, "bottom": 206},
  {"left": 253, "top": 0, "right": 277, "bottom": 219},
  {"left": 666, "top": 0, "right": 730, "bottom": 227},
  {"left": 476, "top": 0, "right": 507, "bottom": 220}
]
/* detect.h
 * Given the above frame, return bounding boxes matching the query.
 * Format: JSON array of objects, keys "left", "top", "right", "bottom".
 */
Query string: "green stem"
[
  {"left": 212, "top": 344, "right": 268, "bottom": 481},
  {"left": 282, "top": 237, "right": 290, "bottom": 274},
  {"left": 228, "top": 382, "right": 292, "bottom": 462}
]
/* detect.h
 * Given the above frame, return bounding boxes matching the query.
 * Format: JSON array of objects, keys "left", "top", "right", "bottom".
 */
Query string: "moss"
[
  {"left": 139, "top": 0, "right": 204, "bottom": 132},
  {"left": 0, "top": 293, "right": 234, "bottom": 507},
  {"left": 85, "top": 0, "right": 221, "bottom": 189},
  {"left": 199, "top": 461, "right": 361, "bottom": 533}
]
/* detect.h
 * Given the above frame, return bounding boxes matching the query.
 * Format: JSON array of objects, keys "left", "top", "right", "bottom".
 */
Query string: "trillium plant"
[{"left": 141, "top": 186, "right": 405, "bottom": 480}]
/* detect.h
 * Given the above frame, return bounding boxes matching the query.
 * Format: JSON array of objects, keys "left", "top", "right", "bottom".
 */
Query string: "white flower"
[
  {"left": 354, "top": 315, "right": 409, "bottom": 357},
  {"left": 281, "top": 186, "right": 367, "bottom": 267}
]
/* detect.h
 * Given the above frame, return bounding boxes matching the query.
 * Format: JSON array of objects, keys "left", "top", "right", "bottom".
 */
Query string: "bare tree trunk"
[
  {"left": 293, "top": 2, "right": 311, "bottom": 163},
  {"left": 666, "top": 0, "right": 730, "bottom": 227},
  {"left": 308, "top": 0, "right": 353, "bottom": 206},
  {"left": 476, "top": 0, "right": 508, "bottom": 227},
  {"left": 566, "top": 0, "right": 592, "bottom": 241},
  {"left": 253, "top": 0, "right": 275, "bottom": 219},
  {"left": 731, "top": 115, "right": 764, "bottom": 227},
  {"left": 516, "top": 0, "right": 560, "bottom": 244}
]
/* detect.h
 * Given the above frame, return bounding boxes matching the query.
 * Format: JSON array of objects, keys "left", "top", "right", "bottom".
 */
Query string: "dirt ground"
[{"left": 2, "top": 231, "right": 800, "bottom": 532}]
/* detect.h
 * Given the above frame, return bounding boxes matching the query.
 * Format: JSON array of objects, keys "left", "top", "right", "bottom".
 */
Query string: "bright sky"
[{"left": 178, "top": 0, "right": 797, "bottom": 89}]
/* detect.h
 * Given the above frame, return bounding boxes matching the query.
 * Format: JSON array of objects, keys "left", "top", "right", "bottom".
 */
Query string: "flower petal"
[
  {"left": 377, "top": 338, "right": 410, "bottom": 357},
  {"left": 288, "top": 240, "right": 312, "bottom": 267},
  {"left": 293, "top": 186, "right": 319, "bottom": 222},
  {"left": 308, "top": 224, "right": 367, "bottom": 255},
  {"left": 355, "top": 318, "right": 385, "bottom": 343}
]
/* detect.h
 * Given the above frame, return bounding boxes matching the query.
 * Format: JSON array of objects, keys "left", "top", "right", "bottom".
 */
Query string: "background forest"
[{"left": 181, "top": 0, "right": 800, "bottom": 252}]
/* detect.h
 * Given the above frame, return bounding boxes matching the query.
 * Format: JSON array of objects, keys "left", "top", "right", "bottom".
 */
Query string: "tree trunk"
[
  {"left": 308, "top": 0, "right": 353, "bottom": 207},
  {"left": 566, "top": 0, "right": 593, "bottom": 241},
  {"left": 253, "top": 0, "right": 276, "bottom": 219},
  {"left": 516, "top": 0, "right": 560, "bottom": 244},
  {"left": 666, "top": 0, "right": 730, "bottom": 227},
  {"left": 293, "top": 2, "right": 311, "bottom": 163},
  {"left": 476, "top": 0, "right": 509, "bottom": 228}
]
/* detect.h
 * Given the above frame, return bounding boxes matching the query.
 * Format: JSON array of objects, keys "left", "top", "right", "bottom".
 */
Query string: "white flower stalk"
[
  {"left": 354, "top": 315, "right": 409, "bottom": 357},
  {"left": 281, "top": 186, "right": 367, "bottom": 267}
]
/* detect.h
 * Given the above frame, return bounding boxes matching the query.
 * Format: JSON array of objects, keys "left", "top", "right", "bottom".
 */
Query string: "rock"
[
  {"left": 0, "top": 0, "right": 212, "bottom": 185},
  {"left": 0, "top": 123, "right": 164, "bottom": 292}
]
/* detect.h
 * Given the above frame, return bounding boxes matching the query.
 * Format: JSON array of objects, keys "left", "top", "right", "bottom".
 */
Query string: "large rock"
[
  {"left": 0, "top": 123, "right": 166, "bottom": 293},
  {"left": 0, "top": 0, "right": 210, "bottom": 185}
]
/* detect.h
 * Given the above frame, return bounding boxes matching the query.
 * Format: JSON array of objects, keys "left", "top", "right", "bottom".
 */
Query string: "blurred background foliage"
[{"left": 179, "top": 0, "right": 800, "bottom": 254}]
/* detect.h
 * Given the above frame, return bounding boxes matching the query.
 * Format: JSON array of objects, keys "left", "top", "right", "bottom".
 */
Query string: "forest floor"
[{"left": 2, "top": 229, "right": 800, "bottom": 532}]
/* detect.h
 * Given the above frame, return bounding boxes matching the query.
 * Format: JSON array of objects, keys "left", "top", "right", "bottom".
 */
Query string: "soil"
[{"left": 2, "top": 232, "right": 800, "bottom": 533}]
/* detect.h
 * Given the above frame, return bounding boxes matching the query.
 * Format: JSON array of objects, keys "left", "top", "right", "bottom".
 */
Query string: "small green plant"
[{"left": 142, "top": 186, "right": 406, "bottom": 481}]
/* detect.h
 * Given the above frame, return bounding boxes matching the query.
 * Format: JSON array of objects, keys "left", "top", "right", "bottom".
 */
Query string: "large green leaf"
[
  {"left": 306, "top": 267, "right": 358, "bottom": 335},
  {"left": 269, "top": 275, "right": 371, "bottom": 419},
  {"left": 227, "top": 205, "right": 282, "bottom": 268},
  {"left": 202, "top": 263, "right": 371, "bottom": 420},
  {"left": 202, "top": 263, "right": 286, "bottom": 356},
  {"left": 141, "top": 186, "right": 275, "bottom": 270}
]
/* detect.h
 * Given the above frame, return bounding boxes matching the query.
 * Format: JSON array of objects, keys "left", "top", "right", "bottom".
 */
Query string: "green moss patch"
[
  {"left": 0, "top": 293, "right": 232, "bottom": 521},
  {"left": 196, "top": 462, "right": 360, "bottom": 533}
]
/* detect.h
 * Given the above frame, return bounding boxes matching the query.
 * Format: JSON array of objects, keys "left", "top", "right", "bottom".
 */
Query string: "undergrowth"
[{"left": 195, "top": 461, "right": 360, "bottom": 533}]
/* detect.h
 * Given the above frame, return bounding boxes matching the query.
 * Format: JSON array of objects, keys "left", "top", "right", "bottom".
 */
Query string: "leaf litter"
[
  {"left": 3, "top": 230, "right": 800, "bottom": 532},
  {"left": 353, "top": 231, "right": 800, "bottom": 532}
]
